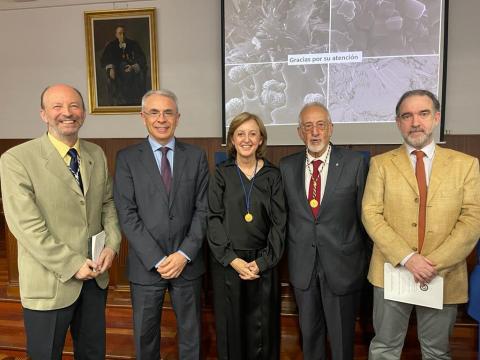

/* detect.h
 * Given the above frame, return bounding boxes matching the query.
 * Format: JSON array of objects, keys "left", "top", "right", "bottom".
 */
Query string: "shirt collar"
[
  {"left": 405, "top": 141, "right": 435, "bottom": 159},
  {"left": 148, "top": 136, "right": 175, "bottom": 153},
  {"left": 47, "top": 132, "right": 80, "bottom": 158}
]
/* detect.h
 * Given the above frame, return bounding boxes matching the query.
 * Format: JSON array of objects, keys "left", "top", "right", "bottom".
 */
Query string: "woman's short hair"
[{"left": 226, "top": 112, "right": 268, "bottom": 159}]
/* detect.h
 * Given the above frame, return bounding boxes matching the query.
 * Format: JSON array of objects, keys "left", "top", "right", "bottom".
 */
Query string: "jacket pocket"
[{"left": 19, "top": 253, "right": 57, "bottom": 299}]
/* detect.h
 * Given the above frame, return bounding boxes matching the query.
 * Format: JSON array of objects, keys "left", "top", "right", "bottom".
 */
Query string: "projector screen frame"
[{"left": 221, "top": 0, "right": 449, "bottom": 146}]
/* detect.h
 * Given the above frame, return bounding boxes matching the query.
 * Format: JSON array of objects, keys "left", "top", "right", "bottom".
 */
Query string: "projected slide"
[{"left": 223, "top": 0, "right": 446, "bottom": 143}]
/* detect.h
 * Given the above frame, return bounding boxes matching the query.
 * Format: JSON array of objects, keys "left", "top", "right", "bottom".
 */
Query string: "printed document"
[{"left": 384, "top": 263, "right": 443, "bottom": 309}]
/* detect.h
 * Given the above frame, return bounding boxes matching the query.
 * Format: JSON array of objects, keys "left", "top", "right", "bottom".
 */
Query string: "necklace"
[
  {"left": 235, "top": 159, "right": 258, "bottom": 223},
  {"left": 306, "top": 145, "right": 330, "bottom": 208}
]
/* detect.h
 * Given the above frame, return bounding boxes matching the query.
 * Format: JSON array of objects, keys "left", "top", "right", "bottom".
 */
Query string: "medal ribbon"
[{"left": 235, "top": 160, "right": 258, "bottom": 221}]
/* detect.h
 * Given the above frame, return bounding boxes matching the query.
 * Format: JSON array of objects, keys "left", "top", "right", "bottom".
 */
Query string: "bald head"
[
  {"left": 40, "top": 84, "right": 86, "bottom": 146},
  {"left": 41, "top": 84, "right": 85, "bottom": 111}
]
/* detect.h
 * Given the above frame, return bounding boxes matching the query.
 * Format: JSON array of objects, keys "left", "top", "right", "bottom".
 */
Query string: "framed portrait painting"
[{"left": 84, "top": 8, "right": 158, "bottom": 114}]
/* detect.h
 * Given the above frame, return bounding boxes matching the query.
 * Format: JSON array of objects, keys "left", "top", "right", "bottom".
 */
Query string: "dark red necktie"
[
  {"left": 308, "top": 160, "right": 322, "bottom": 218},
  {"left": 160, "top": 147, "right": 172, "bottom": 193},
  {"left": 413, "top": 150, "right": 427, "bottom": 253}
]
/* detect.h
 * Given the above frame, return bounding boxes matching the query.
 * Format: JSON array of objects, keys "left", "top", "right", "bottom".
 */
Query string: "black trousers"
[
  {"left": 210, "top": 251, "right": 280, "bottom": 360},
  {"left": 294, "top": 264, "right": 359, "bottom": 360},
  {"left": 23, "top": 279, "right": 107, "bottom": 360}
]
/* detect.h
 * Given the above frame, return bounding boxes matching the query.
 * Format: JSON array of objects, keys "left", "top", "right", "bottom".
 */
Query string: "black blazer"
[
  {"left": 279, "top": 146, "right": 369, "bottom": 295},
  {"left": 113, "top": 138, "right": 209, "bottom": 284}
]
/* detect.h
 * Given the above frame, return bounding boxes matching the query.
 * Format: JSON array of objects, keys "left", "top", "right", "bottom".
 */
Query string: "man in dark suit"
[
  {"left": 100, "top": 25, "right": 147, "bottom": 106},
  {"left": 113, "top": 89, "right": 209, "bottom": 360},
  {"left": 279, "top": 102, "right": 369, "bottom": 360}
]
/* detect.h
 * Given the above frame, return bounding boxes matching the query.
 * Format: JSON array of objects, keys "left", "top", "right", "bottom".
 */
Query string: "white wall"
[
  {"left": 0, "top": 0, "right": 478, "bottom": 139},
  {"left": 0, "top": 0, "right": 222, "bottom": 138},
  {"left": 443, "top": 0, "right": 480, "bottom": 135}
]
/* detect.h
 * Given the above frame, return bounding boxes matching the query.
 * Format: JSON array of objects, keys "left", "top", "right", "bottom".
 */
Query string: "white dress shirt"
[{"left": 304, "top": 144, "right": 331, "bottom": 205}]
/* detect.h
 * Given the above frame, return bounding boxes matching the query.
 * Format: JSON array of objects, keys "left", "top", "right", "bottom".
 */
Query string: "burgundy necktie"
[
  {"left": 308, "top": 160, "right": 322, "bottom": 218},
  {"left": 160, "top": 147, "right": 172, "bottom": 193},
  {"left": 414, "top": 150, "right": 427, "bottom": 253}
]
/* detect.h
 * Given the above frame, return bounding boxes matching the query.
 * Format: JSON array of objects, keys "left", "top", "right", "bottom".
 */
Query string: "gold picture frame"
[{"left": 84, "top": 8, "right": 158, "bottom": 114}]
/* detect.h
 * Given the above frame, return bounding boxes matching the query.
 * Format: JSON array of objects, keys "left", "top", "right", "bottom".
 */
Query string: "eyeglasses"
[
  {"left": 301, "top": 122, "right": 329, "bottom": 132},
  {"left": 398, "top": 110, "right": 433, "bottom": 122},
  {"left": 143, "top": 110, "right": 178, "bottom": 120}
]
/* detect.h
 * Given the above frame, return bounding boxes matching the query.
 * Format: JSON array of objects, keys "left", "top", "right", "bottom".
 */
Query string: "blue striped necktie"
[{"left": 68, "top": 148, "right": 83, "bottom": 193}]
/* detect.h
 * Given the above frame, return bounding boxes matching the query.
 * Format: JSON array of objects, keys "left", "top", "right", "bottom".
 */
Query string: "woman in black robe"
[{"left": 208, "top": 112, "right": 286, "bottom": 360}]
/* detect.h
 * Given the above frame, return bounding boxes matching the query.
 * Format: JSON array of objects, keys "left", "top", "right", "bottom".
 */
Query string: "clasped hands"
[
  {"left": 108, "top": 64, "right": 140, "bottom": 80},
  {"left": 74, "top": 247, "right": 116, "bottom": 281},
  {"left": 157, "top": 252, "right": 188, "bottom": 279},
  {"left": 230, "top": 258, "right": 260, "bottom": 280},
  {"left": 404, "top": 253, "right": 437, "bottom": 284}
]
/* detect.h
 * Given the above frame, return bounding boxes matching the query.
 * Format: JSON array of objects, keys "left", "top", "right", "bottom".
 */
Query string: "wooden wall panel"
[{"left": 0, "top": 201, "right": 4, "bottom": 256}]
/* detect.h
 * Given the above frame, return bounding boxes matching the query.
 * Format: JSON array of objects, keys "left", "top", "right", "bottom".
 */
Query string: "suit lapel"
[
  {"left": 79, "top": 140, "right": 94, "bottom": 195},
  {"left": 319, "top": 146, "right": 343, "bottom": 214},
  {"left": 40, "top": 134, "right": 83, "bottom": 197},
  {"left": 391, "top": 145, "right": 419, "bottom": 195},
  {"left": 169, "top": 141, "right": 187, "bottom": 209},
  {"left": 427, "top": 146, "right": 450, "bottom": 203},
  {"left": 138, "top": 139, "right": 169, "bottom": 205},
  {"left": 291, "top": 151, "right": 311, "bottom": 215}
]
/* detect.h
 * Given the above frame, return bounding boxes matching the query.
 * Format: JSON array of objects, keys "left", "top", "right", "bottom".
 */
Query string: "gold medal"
[
  {"left": 244, "top": 213, "right": 253, "bottom": 222},
  {"left": 309, "top": 199, "right": 319, "bottom": 208}
]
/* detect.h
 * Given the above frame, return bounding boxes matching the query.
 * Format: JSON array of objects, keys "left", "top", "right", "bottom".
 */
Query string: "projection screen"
[{"left": 222, "top": 0, "right": 448, "bottom": 145}]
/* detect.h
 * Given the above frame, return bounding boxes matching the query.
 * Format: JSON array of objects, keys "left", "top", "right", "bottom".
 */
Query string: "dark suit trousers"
[
  {"left": 294, "top": 262, "right": 358, "bottom": 360},
  {"left": 210, "top": 252, "right": 280, "bottom": 360},
  {"left": 23, "top": 279, "right": 107, "bottom": 360},
  {"left": 130, "top": 278, "right": 202, "bottom": 360}
]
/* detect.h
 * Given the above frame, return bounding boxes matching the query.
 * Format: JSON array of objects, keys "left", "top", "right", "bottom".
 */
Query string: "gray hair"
[
  {"left": 298, "top": 102, "right": 331, "bottom": 125},
  {"left": 141, "top": 89, "right": 179, "bottom": 112}
]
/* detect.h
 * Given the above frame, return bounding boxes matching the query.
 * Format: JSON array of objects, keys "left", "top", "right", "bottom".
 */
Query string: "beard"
[
  {"left": 307, "top": 141, "right": 328, "bottom": 156},
  {"left": 404, "top": 129, "right": 434, "bottom": 149}
]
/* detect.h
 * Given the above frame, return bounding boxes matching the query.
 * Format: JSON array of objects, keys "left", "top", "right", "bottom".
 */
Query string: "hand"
[
  {"left": 404, "top": 254, "right": 437, "bottom": 283},
  {"left": 230, "top": 258, "right": 259, "bottom": 281},
  {"left": 158, "top": 252, "right": 188, "bottom": 279},
  {"left": 246, "top": 261, "right": 260, "bottom": 275},
  {"left": 123, "top": 64, "right": 132, "bottom": 73},
  {"left": 131, "top": 63, "right": 141, "bottom": 73},
  {"left": 74, "top": 259, "right": 98, "bottom": 280},
  {"left": 96, "top": 247, "right": 116, "bottom": 274},
  {"left": 108, "top": 68, "right": 115, "bottom": 80}
]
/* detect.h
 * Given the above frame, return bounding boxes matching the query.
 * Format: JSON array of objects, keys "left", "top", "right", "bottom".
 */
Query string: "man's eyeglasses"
[
  {"left": 301, "top": 122, "right": 329, "bottom": 132},
  {"left": 143, "top": 110, "right": 177, "bottom": 120}
]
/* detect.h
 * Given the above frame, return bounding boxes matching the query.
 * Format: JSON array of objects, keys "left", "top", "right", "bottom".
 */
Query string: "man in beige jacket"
[
  {"left": 362, "top": 89, "right": 480, "bottom": 359},
  {"left": 0, "top": 84, "right": 121, "bottom": 359}
]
